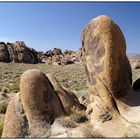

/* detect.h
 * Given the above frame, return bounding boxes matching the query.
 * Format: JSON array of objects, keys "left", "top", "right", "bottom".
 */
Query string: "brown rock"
[
  {"left": 7, "top": 42, "right": 19, "bottom": 62},
  {"left": 2, "top": 69, "right": 65, "bottom": 137},
  {"left": 63, "top": 50, "right": 75, "bottom": 55},
  {"left": 0, "top": 41, "right": 42, "bottom": 63},
  {"left": 52, "top": 48, "right": 62, "bottom": 55},
  {"left": 47, "top": 74, "right": 85, "bottom": 115},
  {"left": 2, "top": 93, "right": 28, "bottom": 138},
  {"left": 78, "top": 95, "right": 88, "bottom": 108},
  {"left": 61, "top": 58, "right": 74, "bottom": 65},
  {"left": 45, "top": 50, "right": 54, "bottom": 57},
  {"left": 81, "top": 15, "right": 127, "bottom": 124},
  {"left": 0, "top": 42, "right": 10, "bottom": 62},
  {"left": 81, "top": 15, "right": 132, "bottom": 97},
  {"left": 7, "top": 41, "right": 41, "bottom": 63},
  {"left": 81, "top": 15, "right": 140, "bottom": 136}
]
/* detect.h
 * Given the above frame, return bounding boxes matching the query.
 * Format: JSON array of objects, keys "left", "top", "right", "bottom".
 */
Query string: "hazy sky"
[{"left": 0, "top": 2, "right": 140, "bottom": 54}]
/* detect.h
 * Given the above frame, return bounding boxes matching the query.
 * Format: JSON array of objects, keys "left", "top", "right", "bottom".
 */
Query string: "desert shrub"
[
  {"left": 0, "top": 101, "right": 8, "bottom": 114},
  {"left": 1, "top": 87, "right": 9, "bottom": 93},
  {"left": 72, "top": 83, "right": 87, "bottom": 91},
  {"left": 0, "top": 122, "right": 4, "bottom": 137},
  {"left": 9, "top": 83, "right": 20, "bottom": 93}
]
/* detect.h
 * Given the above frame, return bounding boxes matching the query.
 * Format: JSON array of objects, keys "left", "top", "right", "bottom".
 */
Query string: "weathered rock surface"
[
  {"left": 2, "top": 69, "right": 86, "bottom": 137},
  {"left": 0, "top": 41, "right": 81, "bottom": 65},
  {"left": 81, "top": 15, "right": 140, "bottom": 137},
  {"left": 2, "top": 69, "right": 65, "bottom": 137},
  {"left": 0, "top": 41, "right": 41, "bottom": 63},
  {"left": 52, "top": 48, "right": 62, "bottom": 55},
  {"left": 0, "top": 42, "right": 10, "bottom": 62},
  {"left": 129, "top": 57, "right": 140, "bottom": 69},
  {"left": 42, "top": 48, "right": 82, "bottom": 65},
  {"left": 2, "top": 93, "right": 28, "bottom": 137},
  {"left": 47, "top": 74, "right": 85, "bottom": 115}
]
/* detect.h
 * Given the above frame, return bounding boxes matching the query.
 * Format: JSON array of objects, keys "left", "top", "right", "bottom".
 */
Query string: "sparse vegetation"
[
  {"left": 74, "top": 90, "right": 88, "bottom": 98},
  {"left": 0, "top": 62, "right": 87, "bottom": 92},
  {"left": 0, "top": 121, "right": 4, "bottom": 137},
  {"left": 0, "top": 62, "right": 140, "bottom": 138},
  {"left": 0, "top": 62, "right": 139, "bottom": 93},
  {"left": 8, "top": 83, "right": 20, "bottom": 93},
  {"left": 0, "top": 101, "right": 8, "bottom": 114}
]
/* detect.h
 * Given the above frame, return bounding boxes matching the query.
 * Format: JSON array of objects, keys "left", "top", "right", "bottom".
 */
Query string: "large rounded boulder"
[
  {"left": 81, "top": 15, "right": 132, "bottom": 98},
  {"left": 2, "top": 69, "right": 65, "bottom": 138},
  {"left": 81, "top": 15, "right": 140, "bottom": 136}
]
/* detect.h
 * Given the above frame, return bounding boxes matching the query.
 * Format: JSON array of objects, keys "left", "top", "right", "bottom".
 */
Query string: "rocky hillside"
[
  {"left": 39, "top": 48, "right": 82, "bottom": 65},
  {"left": 0, "top": 41, "right": 82, "bottom": 65},
  {"left": 0, "top": 41, "right": 41, "bottom": 64}
]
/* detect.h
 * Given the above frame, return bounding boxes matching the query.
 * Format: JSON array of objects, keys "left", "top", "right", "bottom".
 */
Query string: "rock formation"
[
  {"left": 81, "top": 15, "right": 140, "bottom": 137},
  {"left": 0, "top": 41, "right": 41, "bottom": 63},
  {"left": 0, "top": 41, "right": 81, "bottom": 65},
  {"left": 44, "top": 48, "right": 81, "bottom": 65},
  {"left": 0, "top": 42, "right": 10, "bottom": 62},
  {"left": 2, "top": 69, "right": 65, "bottom": 137},
  {"left": 47, "top": 74, "right": 85, "bottom": 115},
  {"left": 2, "top": 69, "right": 84, "bottom": 137}
]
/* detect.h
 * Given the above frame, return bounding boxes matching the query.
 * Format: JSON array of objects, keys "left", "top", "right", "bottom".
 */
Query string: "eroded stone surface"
[
  {"left": 2, "top": 69, "right": 65, "bottom": 137},
  {"left": 47, "top": 73, "right": 85, "bottom": 115},
  {"left": 82, "top": 15, "right": 140, "bottom": 135}
]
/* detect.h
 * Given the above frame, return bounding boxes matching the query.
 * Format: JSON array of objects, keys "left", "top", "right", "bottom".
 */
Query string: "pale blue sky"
[{"left": 0, "top": 2, "right": 140, "bottom": 54}]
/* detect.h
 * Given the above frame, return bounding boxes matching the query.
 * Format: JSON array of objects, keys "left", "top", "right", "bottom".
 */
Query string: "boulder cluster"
[
  {"left": 0, "top": 41, "right": 41, "bottom": 64},
  {"left": 0, "top": 41, "right": 82, "bottom": 65},
  {"left": 129, "top": 55, "right": 140, "bottom": 69},
  {"left": 38, "top": 48, "right": 82, "bottom": 65},
  {"left": 2, "top": 15, "right": 140, "bottom": 138}
]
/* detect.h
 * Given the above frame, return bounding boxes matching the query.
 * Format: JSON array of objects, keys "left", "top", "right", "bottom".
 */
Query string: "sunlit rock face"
[
  {"left": 81, "top": 15, "right": 132, "bottom": 98},
  {"left": 2, "top": 69, "right": 65, "bottom": 137},
  {"left": 82, "top": 15, "right": 140, "bottom": 136}
]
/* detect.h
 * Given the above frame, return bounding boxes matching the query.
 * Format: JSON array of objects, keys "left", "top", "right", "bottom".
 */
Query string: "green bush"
[
  {"left": 9, "top": 83, "right": 20, "bottom": 93},
  {"left": 0, "top": 101, "right": 8, "bottom": 114}
]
